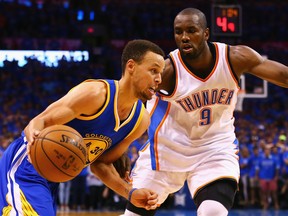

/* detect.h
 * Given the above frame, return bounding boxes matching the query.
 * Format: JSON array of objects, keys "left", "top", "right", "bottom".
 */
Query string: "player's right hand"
[{"left": 130, "top": 188, "right": 159, "bottom": 210}]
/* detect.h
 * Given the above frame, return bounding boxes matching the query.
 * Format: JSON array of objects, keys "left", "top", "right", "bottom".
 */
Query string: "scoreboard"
[{"left": 211, "top": 4, "right": 242, "bottom": 36}]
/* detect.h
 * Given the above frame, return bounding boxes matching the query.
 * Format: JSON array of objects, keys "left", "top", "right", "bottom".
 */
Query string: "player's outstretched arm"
[
  {"left": 230, "top": 45, "right": 288, "bottom": 88},
  {"left": 90, "top": 161, "right": 158, "bottom": 210}
]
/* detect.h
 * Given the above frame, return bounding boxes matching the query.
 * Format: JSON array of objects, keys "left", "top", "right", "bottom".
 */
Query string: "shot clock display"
[{"left": 211, "top": 4, "right": 242, "bottom": 36}]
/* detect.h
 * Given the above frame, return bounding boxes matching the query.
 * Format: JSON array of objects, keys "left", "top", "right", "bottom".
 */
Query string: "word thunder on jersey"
[{"left": 146, "top": 42, "right": 240, "bottom": 171}]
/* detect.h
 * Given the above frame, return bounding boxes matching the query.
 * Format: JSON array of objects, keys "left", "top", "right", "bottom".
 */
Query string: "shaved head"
[{"left": 176, "top": 8, "right": 207, "bottom": 29}]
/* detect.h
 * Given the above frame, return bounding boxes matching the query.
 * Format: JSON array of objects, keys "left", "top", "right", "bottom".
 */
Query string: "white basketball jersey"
[{"left": 146, "top": 42, "right": 240, "bottom": 172}]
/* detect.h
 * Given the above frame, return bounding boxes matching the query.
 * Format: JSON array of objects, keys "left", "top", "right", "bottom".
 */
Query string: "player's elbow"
[{"left": 279, "top": 68, "right": 288, "bottom": 88}]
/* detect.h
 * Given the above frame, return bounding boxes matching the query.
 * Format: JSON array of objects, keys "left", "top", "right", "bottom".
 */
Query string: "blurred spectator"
[
  {"left": 277, "top": 134, "right": 287, "bottom": 150},
  {"left": 256, "top": 146, "right": 280, "bottom": 210},
  {"left": 239, "top": 146, "right": 250, "bottom": 206},
  {"left": 58, "top": 181, "right": 72, "bottom": 212},
  {"left": 70, "top": 167, "right": 88, "bottom": 211},
  {"left": 248, "top": 146, "right": 261, "bottom": 207},
  {"left": 0, "top": 135, "right": 12, "bottom": 159},
  {"left": 280, "top": 146, "right": 288, "bottom": 209},
  {"left": 86, "top": 166, "right": 105, "bottom": 211}
]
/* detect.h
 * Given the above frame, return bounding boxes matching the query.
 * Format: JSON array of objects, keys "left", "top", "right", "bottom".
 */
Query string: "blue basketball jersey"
[
  {"left": 66, "top": 79, "right": 145, "bottom": 165},
  {"left": 0, "top": 79, "right": 145, "bottom": 215}
]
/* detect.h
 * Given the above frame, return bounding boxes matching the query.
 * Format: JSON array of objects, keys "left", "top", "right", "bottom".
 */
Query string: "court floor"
[{"left": 57, "top": 209, "right": 288, "bottom": 216}]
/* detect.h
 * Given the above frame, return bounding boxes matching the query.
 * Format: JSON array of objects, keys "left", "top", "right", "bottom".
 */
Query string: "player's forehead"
[
  {"left": 141, "top": 51, "right": 165, "bottom": 69},
  {"left": 174, "top": 13, "right": 201, "bottom": 29}
]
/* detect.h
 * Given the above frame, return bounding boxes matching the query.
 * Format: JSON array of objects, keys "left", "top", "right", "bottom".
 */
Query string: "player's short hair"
[
  {"left": 121, "top": 39, "right": 165, "bottom": 74},
  {"left": 177, "top": 8, "right": 207, "bottom": 29}
]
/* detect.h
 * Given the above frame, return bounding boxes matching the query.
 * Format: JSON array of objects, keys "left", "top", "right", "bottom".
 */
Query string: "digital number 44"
[{"left": 216, "top": 17, "right": 235, "bottom": 32}]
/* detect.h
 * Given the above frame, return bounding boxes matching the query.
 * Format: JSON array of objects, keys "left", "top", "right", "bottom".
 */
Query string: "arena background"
[{"left": 0, "top": 0, "right": 287, "bottom": 215}]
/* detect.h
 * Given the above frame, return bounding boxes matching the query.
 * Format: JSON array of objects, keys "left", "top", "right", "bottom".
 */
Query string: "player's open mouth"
[
  {"left": 183, "top": 47, "right": 192, "bottom": 52},
  {"left": 148, "top": 88, "right": 156, "bottom": 95},
  {"left": 182, "top": 44, "right": 193, "bottom": 52}
]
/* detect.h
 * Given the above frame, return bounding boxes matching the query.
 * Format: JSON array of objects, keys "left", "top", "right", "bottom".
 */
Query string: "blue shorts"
[{"left": 0, "top": 132, "right": 59, "bottom": 216}]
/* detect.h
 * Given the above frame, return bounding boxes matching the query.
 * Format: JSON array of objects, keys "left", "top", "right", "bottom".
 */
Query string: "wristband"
[{"left": 128, "top": 188, "right": 137, "bottom": 201}]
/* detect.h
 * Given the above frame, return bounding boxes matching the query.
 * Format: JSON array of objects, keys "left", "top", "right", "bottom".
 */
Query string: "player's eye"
[
  {"left": 151, "top": 69, "right": 158, "bottom": 74},
  {"left": 174, "top": 29, "right": 182, "bottom": 34},
  {"left": 188, "top": 29, "right": 196, "bottom": 33}
]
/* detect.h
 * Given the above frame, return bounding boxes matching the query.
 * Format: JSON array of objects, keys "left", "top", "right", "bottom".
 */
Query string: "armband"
[{"left": 128, "top": 188, "right": 138, "bottom": 201}]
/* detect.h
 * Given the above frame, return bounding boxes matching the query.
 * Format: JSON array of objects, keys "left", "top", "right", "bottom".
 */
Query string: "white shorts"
[{"left": 130, "top": 142, "right": 240, "bottom": 205}]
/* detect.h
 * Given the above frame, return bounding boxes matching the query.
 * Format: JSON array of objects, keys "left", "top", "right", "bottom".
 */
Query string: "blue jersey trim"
[{"left": 148, "top": 98, "right": 169, "bottom": 170}]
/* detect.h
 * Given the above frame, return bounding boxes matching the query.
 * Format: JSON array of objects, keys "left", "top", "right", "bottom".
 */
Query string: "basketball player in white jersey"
[{"left": 123, "top": 8, "right": 288, "bottom": 216}]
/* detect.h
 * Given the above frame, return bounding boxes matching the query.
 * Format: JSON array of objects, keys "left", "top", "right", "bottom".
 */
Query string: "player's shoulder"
[
  {"left": 77, "top": 79, "right": 109, "bottom": 95},
  {"left": 67, "top": 79, "right": 109, "bottom": 108},
  {"left": 229, "top": 45, "right": 259, "bottom": 59},
  {"left": 81, "top": 79, "right": 108, "bottom": 88},
  {"left": 228, "top": 44, "right": 263, "bottom": 74}
]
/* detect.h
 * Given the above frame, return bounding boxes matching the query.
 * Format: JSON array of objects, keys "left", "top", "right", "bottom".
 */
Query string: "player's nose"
[
  {"left": 181, "top": 31, "right": 190, "bottom": 42},
  {"left": 155, "top": 73, "right": 162, "bottom": 84}
]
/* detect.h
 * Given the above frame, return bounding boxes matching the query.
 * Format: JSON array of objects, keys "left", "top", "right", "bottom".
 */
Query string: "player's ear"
[
  {"left": 204, "top": 28, "right": 210, "bottom": 40},
  {"left": 126, "top": 59, "right": 136, "bottom": 75}
]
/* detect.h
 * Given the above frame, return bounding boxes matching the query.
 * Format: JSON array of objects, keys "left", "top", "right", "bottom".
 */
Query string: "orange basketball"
[{"left": 30, "top": 125, "right": 87, "bottom": 183}]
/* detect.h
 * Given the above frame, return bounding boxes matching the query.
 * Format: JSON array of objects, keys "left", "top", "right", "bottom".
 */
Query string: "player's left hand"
[
  {"left": 25, "top": 128, "right": 40, "bottom": 163},
  {"left": 130, "top": 188, "right": 159, "bottom": 210}
]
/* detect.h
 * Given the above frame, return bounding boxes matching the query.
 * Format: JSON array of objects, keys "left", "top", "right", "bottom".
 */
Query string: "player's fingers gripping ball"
[{"left": 30, "top": 125, "right": 87, "bottom": 182}]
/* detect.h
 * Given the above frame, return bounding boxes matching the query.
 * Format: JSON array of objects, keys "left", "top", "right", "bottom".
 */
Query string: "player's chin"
[
  {"left": 144, "top": 95, "right": 153, "bottom": 102},
  {"left": 180, "top": 49, "right": 194, "bottom": 57},
  {"left": 146, "top": 90, "right": 156, "bottom": 99},
  {"left": 139, "top": 93, "right": 152, "bottom": 102}
]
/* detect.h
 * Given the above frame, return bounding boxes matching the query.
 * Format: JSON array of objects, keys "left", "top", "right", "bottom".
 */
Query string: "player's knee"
[
  {"left": 194, "top": 179, "right": 237, "bottom": 211},
  {"left": 123, "top": 202, "right": 156, "bottom": 216},
  {"left": 197, "top": 200, "right": 228, "bottom": 216}
]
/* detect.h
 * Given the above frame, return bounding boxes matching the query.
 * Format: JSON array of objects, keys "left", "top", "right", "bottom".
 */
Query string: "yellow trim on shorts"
[{"left": 2, "top": 190, "right": 38, "bottom": 216}]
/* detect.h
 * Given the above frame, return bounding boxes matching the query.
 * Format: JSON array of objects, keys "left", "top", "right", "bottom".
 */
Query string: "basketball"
[{"left": 30, "top": 125, "right": 87, "bottom": 183}]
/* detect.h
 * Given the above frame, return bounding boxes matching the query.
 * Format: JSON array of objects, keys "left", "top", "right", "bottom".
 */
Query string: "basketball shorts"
[
  {"left": 130, "top": 141, "right": 240, "bottom": 205},
  {"left": 0, "top": 132, "right": 59, "bottom": 216}
]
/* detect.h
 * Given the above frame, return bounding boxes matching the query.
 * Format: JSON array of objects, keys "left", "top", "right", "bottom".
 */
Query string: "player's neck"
[{"left": 117, "top": 79, "right": 138, "bottom": 119}]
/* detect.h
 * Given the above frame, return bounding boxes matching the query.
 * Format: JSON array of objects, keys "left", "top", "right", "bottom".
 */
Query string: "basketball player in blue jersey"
[
  {"left": 0, "top": 39, "right": 165, "bottom": 216},
  {"left": 123, "top": 8, "right": 288, "bottom": 216}
]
